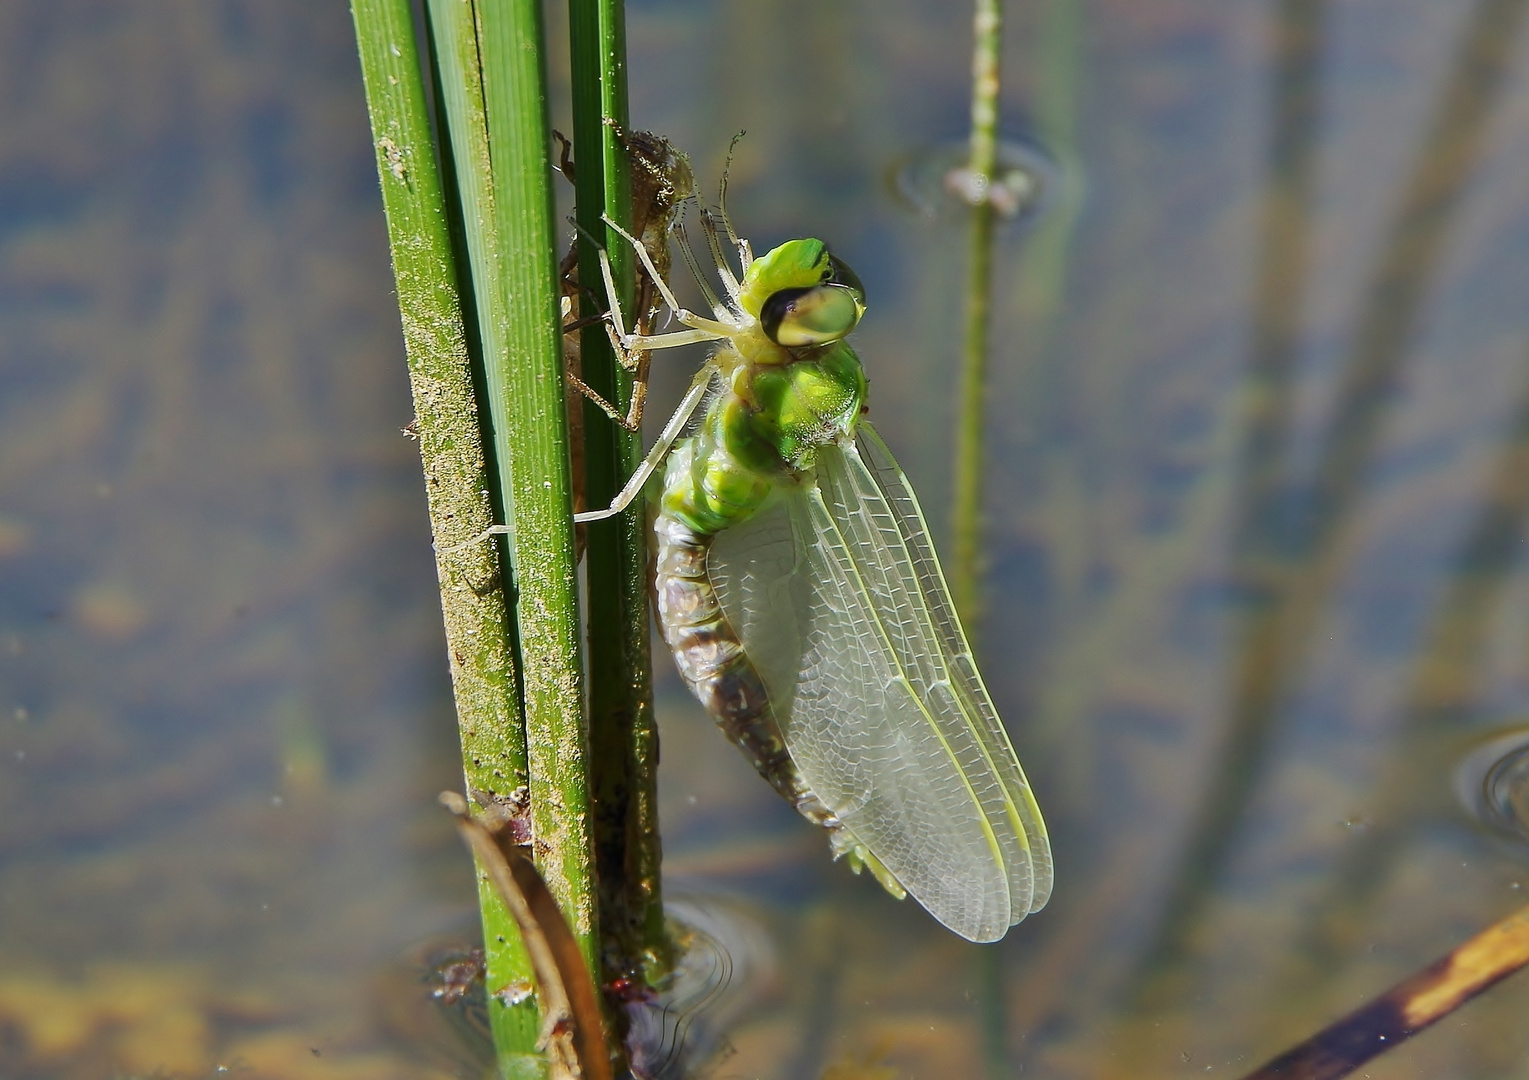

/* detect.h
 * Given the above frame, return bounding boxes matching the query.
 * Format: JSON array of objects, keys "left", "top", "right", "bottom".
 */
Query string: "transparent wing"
[
  {"left": 849, "top": 424, "right": 1052, "bottom": 913},
  {"left": 708, "top": 425, "right": 1050, "bottom": 940}
]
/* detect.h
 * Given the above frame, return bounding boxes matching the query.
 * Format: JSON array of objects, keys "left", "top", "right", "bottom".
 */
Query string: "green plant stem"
[
  {"left": 950, "top": 3, "right": 1008, "bottom": 1079},
  {"left": 567, "top": 0, "right": 667, "bottom": 989},
  {"left": 424, "top": 0, "right": 514, "bottom": 542},
  {"left": 475, "top": 0, "right": 597, "bottom": 977},
  {"left": 420, "top": 1, "right": 561, "bottom": 1065},
  {"left": 349, "top": 0, "right": 540, "bottom": 1065},
  {"left": 951, "top": 0, "right": 1002, "bottom": 627}
]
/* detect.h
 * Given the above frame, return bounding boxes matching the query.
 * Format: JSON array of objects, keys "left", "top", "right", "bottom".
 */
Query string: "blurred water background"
[{"left": 3, "top": 1, "right": 1529, "bottom": 1077}]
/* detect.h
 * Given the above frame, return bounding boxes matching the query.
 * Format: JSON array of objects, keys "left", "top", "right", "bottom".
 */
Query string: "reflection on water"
[
  {"left": 1457, "top": 728, "right": 1529, "bottom": 843},
  {"left": 626, "top": 892, "right": 776, "bottom": 1080},
  {"left": 889, "top": 138, "right": 1059, "bottom": 224},
  {"left": 4, "top": 0, "right": 1529, "bottom": 1077},
  {"left": 1133, "top": 0, "right": 1529, "bottom": 1003}
]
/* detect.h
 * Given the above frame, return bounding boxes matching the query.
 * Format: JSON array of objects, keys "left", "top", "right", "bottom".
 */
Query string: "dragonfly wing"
[
  {"left": 708, "top": 428, "right": 1048, "bottom": 940},
  {"left": 848, "top": 423, "right": 1052, "bottom": 913}
]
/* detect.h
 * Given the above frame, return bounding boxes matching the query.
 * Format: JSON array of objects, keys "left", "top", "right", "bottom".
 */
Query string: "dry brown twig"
[
  {"left": 442, "top": 791, "right": 614, "bottom": 1080},
  {"left": 1239, "top": 903, "right": 1529, "bottom": 1079}
]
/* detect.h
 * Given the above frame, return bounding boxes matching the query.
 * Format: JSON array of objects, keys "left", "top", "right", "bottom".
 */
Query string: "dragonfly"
[{"left": 573, "top": 195, "right": 1053, "bottom": 943}]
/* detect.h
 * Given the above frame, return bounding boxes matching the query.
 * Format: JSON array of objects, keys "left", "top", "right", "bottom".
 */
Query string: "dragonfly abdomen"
[{"left": 653, "top": 444, "right": 838, "bottom": 832}]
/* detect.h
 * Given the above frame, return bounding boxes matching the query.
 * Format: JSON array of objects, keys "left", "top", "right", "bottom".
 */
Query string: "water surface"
[{"left": 3, "top": 1, "right": 1529, "bottom": 1077}]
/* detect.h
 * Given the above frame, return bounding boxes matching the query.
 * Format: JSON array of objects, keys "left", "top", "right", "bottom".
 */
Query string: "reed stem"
[
  {"left": 949, "top": 3, "right": 1009, "bottom": 1078},
  {"left": 568, "top": 0, "right": 668, "bottom": 990},
  {"left": 951, "top": 0, "right": 1003, "bottom": 627},
  {"left": 350, "top": 0, "right": 543, "bottom": 1064},
  {"left": 474, "top": 0, "right": 597, "bottom": 980}
]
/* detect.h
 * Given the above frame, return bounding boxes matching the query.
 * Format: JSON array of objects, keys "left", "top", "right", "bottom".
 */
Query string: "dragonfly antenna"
[{"left": 718, "top": 132, "right": 752, "bottom": 271}]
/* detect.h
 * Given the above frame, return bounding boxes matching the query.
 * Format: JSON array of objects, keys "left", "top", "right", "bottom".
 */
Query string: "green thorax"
[{"left": 661, "top": 340, "right": 868, "bottom": 536}]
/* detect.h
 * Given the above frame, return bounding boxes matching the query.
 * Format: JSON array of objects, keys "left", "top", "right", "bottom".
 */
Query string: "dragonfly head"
[{"left": 739, "top": 239, "right": 866, "bottom": 348}]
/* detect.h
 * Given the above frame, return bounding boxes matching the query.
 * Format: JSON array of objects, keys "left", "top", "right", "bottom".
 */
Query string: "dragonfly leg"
[
  {"left": 559, "top": 270, "right": 646, "bottom": 432},
  {"left": 574, "top": 359, "right": 717, "bottom": 523},
  {"left": 698, "top": 207, "right": 741, "bottom": 300},
  {"left": 564, "top": 367, "right": 641, "bottom": 432},
  {"left": 567, "top": 220, "right": 729, "bottom": 439},
  {"left": 832, "top": 832, "right": 910, "bottom": 901},
  {"left": 674, "top": 220, "right": 726, "bottom": 317},
  {"left": 453, "top": 359, "right": 713, "bottom": 542},
  {"left": 437, "top": 523, "right": 513, "bottom": 557},
  {"left": 557, "top": 228, "right": 664, "bottom": 433},
  {"left": 602, "top": 214, "right": 736, "bottom": 338}
]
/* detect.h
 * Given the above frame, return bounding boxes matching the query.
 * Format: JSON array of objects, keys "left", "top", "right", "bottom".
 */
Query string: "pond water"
[{"left": 3, "top": 0, "right": 1529, "bottom": 1077}]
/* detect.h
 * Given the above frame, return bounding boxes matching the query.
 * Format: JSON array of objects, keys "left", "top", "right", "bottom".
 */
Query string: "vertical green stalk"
[
  {"left": 568, "top": 0, "right": 667, "bottom": 987},
  {"left": 424, "top": 0, "right": 514, "bottom": 534},
  {"left": 350, "top": 0, "right": 541, "bottom": 1066},
  {"left": 474, "top": 0, "right": 597, "bottom": 977},
  {"left": 420, "top": 1, "right": 551, "bottom": 1064},
  {"left": 949, "top": 2, "right": 1008, "bottom": 1078},
  {"left": 951, "top": 0, "right": 1003, "bottom": 625}
]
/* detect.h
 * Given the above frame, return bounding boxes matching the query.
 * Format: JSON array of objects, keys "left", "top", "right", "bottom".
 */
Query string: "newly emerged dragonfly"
[{"left": 577, "top": 198, "right": 1053, "bottom": 942}]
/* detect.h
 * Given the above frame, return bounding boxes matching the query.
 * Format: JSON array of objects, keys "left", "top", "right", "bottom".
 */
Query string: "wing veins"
[{"left": 850, "top": 425, "right": 1053, "bottom": 911}]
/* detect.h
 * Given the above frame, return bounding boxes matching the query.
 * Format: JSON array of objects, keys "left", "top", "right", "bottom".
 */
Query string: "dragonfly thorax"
[
  {"left": 741, "top": 340, "right": 867, "bottom": 470},
  {"left": 659, "top": 339, "right": 867, "bottom": 536}
]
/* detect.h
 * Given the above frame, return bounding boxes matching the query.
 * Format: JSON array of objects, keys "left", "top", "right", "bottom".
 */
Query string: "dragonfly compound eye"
[{"left": 761, "top": 283, "right": 864, "bottom": 347}]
